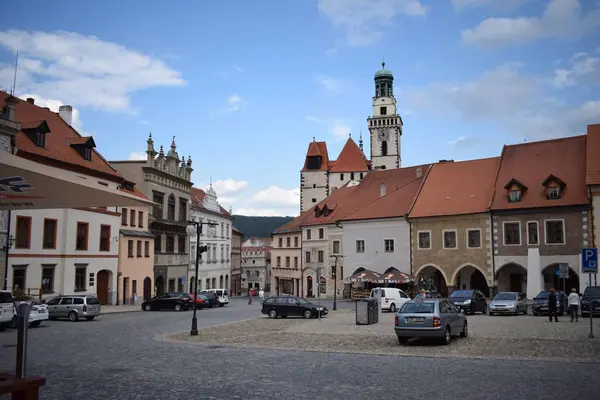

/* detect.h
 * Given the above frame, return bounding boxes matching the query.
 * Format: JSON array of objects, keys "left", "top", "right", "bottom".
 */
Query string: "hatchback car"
[
  {"left": 394, "top": 299, "right": 467, "bottom": 345},
  {"left": 581, "top": 286, "right": 600, "bottom": 317},
  {"left": 532, "top": 290, "right": 568, "bottom": 316},
  {"left": 449, "top": 289, "right": 488, "bottom": 314},
  {"left": 261, "top": 296, "right": 327, "bottom": 319},
  {"left": 47, "top": 295, "right": 101, "bottom": 321},
  {"left": 489, "top": 292, "right": 528, "bottom": 316},
  {"left": 142, "top": 292, "right": 191, "bottom": 311}
]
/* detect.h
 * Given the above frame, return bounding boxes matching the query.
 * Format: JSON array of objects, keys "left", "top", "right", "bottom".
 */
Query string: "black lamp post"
[
  {"left": 186, "top": 220, "right": 214, "bottom": 336},
  {"left": 330, "top": 254, "right": 344, "bottom": 311},
  {"left": 2, "top": 233, "right": 15, "bottom": 290}
]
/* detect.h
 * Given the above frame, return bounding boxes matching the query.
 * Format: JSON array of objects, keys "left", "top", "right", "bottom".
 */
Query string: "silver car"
[
  {"left": 47, "top": 295, "right": 101, "bottom": 322},
  {"left": 394, "top": 299, "right": 468, "bottom": 345},
  {"left": 488, "top": 292, "right": 527, "bottom": 316}
]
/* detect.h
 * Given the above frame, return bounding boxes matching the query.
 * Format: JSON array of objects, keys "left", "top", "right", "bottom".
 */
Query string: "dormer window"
[
  {"left": 509, "top": 189, "right": 521, "bottom": 202},
  {"left": 35, "top": 132, "right": 45, "bottom": 147},
  {"left": 84, "top": 147, "right": 92, "bottom": 161},
  {"left": 69, "top": 136, "right": 96, "bottom": 162},
  {"left": 547, "top": 187, "right": 560, "bottom": 199},
  {"left": 542, "top": 175, "right": 565, "bottom": 200},
  {"left": 21, "top": 120, "right": 51, "bottom": 148},
  {"left": 504, "top": 178, "right": 527, "bottom": 203}
]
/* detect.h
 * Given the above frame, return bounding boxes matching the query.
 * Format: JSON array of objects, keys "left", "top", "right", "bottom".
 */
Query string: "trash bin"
[{"left": 356, "top": 297, "right": 379, "bottom": 325}]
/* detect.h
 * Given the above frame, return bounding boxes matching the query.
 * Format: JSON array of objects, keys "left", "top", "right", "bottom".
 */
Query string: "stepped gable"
[
  {"left": 410, "top": 158, "right": 500, "bottom": 218},
  {"left": 490, "top": 135, "right": 588, "bottom": 210},
  {"left": 329, "top": 137, "right": 370, "bottom": 173}
]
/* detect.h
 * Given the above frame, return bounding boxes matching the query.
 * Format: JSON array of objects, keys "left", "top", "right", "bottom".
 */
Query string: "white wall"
[
  {"left": 301, "top": 170, "right": 328, "bottom": 213},
  {"left": 329, "top": 172, "right": 364, "bottom": 191}
]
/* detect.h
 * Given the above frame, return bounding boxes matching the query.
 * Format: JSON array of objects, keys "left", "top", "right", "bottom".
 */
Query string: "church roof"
[
  {"left": 375, "top": 62, "right": 393, "bottom": 79},
  {"left": 301, "top": 140, "right": 330, "bottom": 172},
  {"left": 329, "top": 137, "right": 370, "bottom": 173}
]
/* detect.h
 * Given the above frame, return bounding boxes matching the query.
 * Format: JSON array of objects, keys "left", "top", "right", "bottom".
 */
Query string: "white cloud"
[
  {"left": 331, "top": 121, "right": 352, "bottom": 138},
  {"left": 317, "top": 75, "right": 343, "bottom": 92},
  {"left": 211, "top": 178, "right": 248, "bottom": 195},
  {"left": 453, "top": 0, "right": 530, "bottom": 11},
  {"left": 317, "top": 0, "right": 428, "bottom": 46},
  {"left": 234, "top": 207, "right": 298, "bottom": 217},
  {"left": 19, "top": 93, "right": 84, "bottom": 131},
  {"left": 128, "top": 151, "right": 147, "bottom": 161},
  {"left": 216, "top": 94, "right": 245, "bottom": 114},
  {"left": 407, "top": 62, "right": 600, "bottom": 141},
  {"left": 0, "top": 30, "right": 185, "bottom": 111},
  {"left": 306, "top": 115, "right": 323, "bottom": 123},
  {"left": 250, "top": 186, "right": 300, "bottom": 207},
  {"left": 552, "top": 51, "right": 600, "bottom": 88},
  {"left": 448, "top": 136, "right": 483, "bottom": 148},
  {"left": 461, "top": 0, "right": 600, "bottom": 49},
  {"left": 235, "top": 66, "right": 245, "bottom": 72}
]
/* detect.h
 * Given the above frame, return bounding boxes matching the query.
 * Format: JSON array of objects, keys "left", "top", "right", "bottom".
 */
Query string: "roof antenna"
[{"left": 10, "top": 50, "right": 19, "bottom": 96}]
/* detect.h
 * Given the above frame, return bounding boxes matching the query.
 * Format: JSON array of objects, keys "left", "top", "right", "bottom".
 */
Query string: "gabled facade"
[
  {"left": 408, "top": 158, "right": 500, "bottom": 297},
  {"left": 270, "top": 219, "right": 303, "bottom": 296},
  {"left": 490, "top": 136, "right": 590, "bottom": 298}
]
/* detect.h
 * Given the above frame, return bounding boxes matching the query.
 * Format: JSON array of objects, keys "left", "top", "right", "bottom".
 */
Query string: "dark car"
[
  {"left": 261, "top": 296, "right": 327, "bottom": 319},
  {"left": 532, "top": 290, "right": 568, "bottom": 316},
  {"left": 581, "top": 286, "right": 600, "bottom": 317},
  {"left": 142, "top": 292, "right": 191, "bottom": 311},
  {"left": 449, "top": 289, "right": 487, "bottom": 315},
  {"left": 199, "top": 291, "right": 218, "bottom": 308}
]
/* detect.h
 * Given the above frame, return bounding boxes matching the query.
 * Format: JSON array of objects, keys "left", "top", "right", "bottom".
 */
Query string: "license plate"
[
  {"left": 594, "top": 307, "right": 600, "bottom": 311},
  {"left": 408, "top": 317, "right": 424, "bottom": 324}
]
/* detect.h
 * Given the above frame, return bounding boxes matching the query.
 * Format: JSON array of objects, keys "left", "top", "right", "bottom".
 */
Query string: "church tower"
[{"left": 367, "top": 62, "right": 403, "bottom": 170}]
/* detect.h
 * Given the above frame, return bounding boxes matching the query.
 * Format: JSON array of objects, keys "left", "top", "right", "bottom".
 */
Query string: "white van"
[
  {"left": 370, "top": 287, "right": 410, "bottom": 312},
  {"left": 208, "top": 289, "right": 229, "bottom": 307},
  {"left": 0, "top": 290, "right": 14, "bottom": 330}
]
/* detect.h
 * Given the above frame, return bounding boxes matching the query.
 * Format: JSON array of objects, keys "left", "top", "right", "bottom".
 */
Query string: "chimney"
[
  {"left": 3, "top": 95, "right": 18, "bottom": 121},
  {"left": 26, "top": 97, "right": 35, "bottom": 105},
  {"left": 380, "top": 183, "right": 386, "bottom": 197},
  {"left": 59, "top": 105, "right": 73, "bottom": 126},
  {"left": 416, "top": 167, "right": 423, "bottom": 178}
]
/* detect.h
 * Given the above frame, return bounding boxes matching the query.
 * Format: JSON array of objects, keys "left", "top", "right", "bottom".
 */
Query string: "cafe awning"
[
  {"left": 378, "top": 270, "right": 417, "bottom": 284},
  {"left": 346, "top": 269, "right": 382, "bottom": 283},
  {"left": 0, "top": 151, "right": 154, "bottom": 210}
]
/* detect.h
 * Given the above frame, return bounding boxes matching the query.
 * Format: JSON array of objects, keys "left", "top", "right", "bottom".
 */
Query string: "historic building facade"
[
  {"left": 270, "top": 221, "right": 302, "bottom": 296},
  {"left": 241, "top": 237, "right": 271, "bottom": 293},
  {"left": 231, "top": 226, "right": 243, "bottom": 295},
  {"left": 586, "top": 124, "right": 599, "bottom": 286}
]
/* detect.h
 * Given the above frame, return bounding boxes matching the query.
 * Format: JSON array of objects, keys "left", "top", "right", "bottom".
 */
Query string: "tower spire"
[{"left": 359, "top": 130, "right": 363, "bottom": 151}]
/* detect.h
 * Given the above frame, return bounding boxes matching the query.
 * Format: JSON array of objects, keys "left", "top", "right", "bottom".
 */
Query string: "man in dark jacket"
[{"left": 548, "top": 287, "right": 559, "bottom": 322}]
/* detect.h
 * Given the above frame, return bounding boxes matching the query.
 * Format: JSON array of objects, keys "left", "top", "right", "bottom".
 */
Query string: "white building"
[
  {"left": 299, "top": 63, "right": 403, "bottom": 213},
  {"left": 188, "top": 186, "right": 233, "bottom": 292},
  {"left": 241, "top": 237, "right": 271, "bottom": 293}
]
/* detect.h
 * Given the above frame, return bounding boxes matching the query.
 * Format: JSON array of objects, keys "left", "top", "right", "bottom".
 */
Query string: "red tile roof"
[
  {"left": 490, "top": 135, "right": 588, "bottom": 210},
  {"left": 190, "top": 187, "right": 231, "bottom": 217},
  {"left": 301, "top": 141, "right": 330, "bottom": 172},
  {"left": 330, "top": 137, "right": 370, "bottom": 173},
  {"left": 409, "top": 158, "right": 500, "bottom": 218},
  {"left": 299, "top": 184, "right": 359, "bottom": 227},
  {"left": 586, "top": 124, "right": 600, "bottom": 185}
]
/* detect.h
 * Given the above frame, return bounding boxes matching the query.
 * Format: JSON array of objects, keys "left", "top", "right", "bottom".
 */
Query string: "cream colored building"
[
  {"left": 241, "top": 238, "right": 271, "bottom": 293},
  {"left": 270, "top": 224, "right": 302, "bottom": 296}
]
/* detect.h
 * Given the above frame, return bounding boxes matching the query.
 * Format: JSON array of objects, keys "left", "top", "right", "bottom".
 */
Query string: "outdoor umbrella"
[
  {"left": 346, "top": 269, "right": 382, "bottom": 283},
  {"left": 379, "top": 270, "right": 417, "bottom": 284}
]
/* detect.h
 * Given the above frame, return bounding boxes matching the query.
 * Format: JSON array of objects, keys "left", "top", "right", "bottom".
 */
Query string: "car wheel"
[
  {"left": 68, "top": 311, "right": 78, "bottom": 322},
  {"left": 489, "top": 312, "right": 494, "bottom": 316},
  {"left": 398, "top": 336, "right": 408, "bottom": 345},
  {"left": 533, "top": 312, "right": 538, "bottom": 316},
  {"left": 144, "top": 304, "right": 152, "bottom": 311},
  {"left": 442, "top": 327, "right": 452, "bottom": 345},
  {"left": 303, "top": 310, "right": 312, "bottom": 319},
  {"left": 30, "top": 320, "right": 42, "bottom": 327},
  {"left": 389, "top": 303, "right": 396, "bottom": 313},
  {"left": 174, "top": 304, "right": 183, "bottom": 312},
  {"left": 85, "top": 316, "right": 95, "bottom": 321},
  {"left": 460, "top": 322, "right": 468, "bottom": 338},
  {"left": 8, "top": 316, "right": 17, "bottom": 329},
  {"left": 268, "top": 309, "right": 277, "bottom": 319}
]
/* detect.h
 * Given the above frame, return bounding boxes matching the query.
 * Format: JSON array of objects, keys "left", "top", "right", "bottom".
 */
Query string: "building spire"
[{"left": 359, "top": 130, "right": 363, "bottom": 151}]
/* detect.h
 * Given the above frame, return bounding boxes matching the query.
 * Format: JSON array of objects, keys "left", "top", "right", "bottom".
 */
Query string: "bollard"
[{"left": 15, "top": 302, "right": 32, "bottom": 380}]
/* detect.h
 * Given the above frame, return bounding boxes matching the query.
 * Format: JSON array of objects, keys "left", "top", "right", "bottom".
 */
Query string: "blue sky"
[{"left": 1, "top": 0, "right": 599, "bottom": 216}]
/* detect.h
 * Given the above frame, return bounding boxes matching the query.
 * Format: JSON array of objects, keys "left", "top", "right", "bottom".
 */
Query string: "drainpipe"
[
  {"left": 588, "top": 187, "right": 597, "bottom": 285},
  {"left": 489, "top": 213, "right": 497, "bottom": 297},
  {"left": 3, "top": 210, "right": 11, "bottom": 290}
]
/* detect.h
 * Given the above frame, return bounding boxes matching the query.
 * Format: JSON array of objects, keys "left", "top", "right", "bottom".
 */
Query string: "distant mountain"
[{"left": 232, "top": 215, "right": 294, "bottom": 238}]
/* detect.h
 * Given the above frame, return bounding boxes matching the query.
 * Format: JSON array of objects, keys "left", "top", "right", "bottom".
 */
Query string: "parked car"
[
  {"left": 0, "top": 290, "right": 14, "bottom": 331},
  {"left": 187, "top": 293, "right": 207, "bottom": 308},
  {"left": 47, "top": 295, "right": 101, "bottom": 321},
  {"left": 199, "top": 291, "right": 219, "bottom": 308},
  {"left": 449, "top": 289, "right": 488, "bottom": 314},
  {"left": 370, "top": 287, "right": 410, "bottom": 313},
  {"left": 207, "top": 289, "right": 229, "bottom": 307},
  {"left": 394, "top": 299, "right": 467, "bottom": 345},
  {"left": 488, "top": 292, "right": 527, "bottom": 316},
  {"left": 142, "top": 292, "right": 191, "bottom": 311},
  {"left": 261, "top": 296, "right": 327, "bottom": 319},
  {"left": 581, "top": 286, "right": 600, "bottom": 317},
  {"left": 532, "top": 290, "right": 568, "bottom": 316},
  {"left": 7, "top": 295, "right": 49, "bottom": 328}
]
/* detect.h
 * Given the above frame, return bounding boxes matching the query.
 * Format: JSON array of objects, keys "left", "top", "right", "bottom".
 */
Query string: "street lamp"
[
  {"left": 330, "top": 254, "right": 344, "bottom": 311},
  {"left": 186, "top": 220, "right": 214, "bottom": 336}
]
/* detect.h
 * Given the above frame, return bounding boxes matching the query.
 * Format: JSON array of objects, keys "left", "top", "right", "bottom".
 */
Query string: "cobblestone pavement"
[
  {"left": 168, "top": 310, "right": 600, "bottom": 362},
  {"left": 0, "top": 300, "right": 598, "bottom": 400}
]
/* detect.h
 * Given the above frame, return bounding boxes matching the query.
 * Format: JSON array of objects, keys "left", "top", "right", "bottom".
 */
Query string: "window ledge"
[{"left": 74, "top": 289, "right": 86, "bottom": 292}]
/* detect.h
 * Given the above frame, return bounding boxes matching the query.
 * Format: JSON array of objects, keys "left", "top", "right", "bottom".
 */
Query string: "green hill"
[{"left": 232, "top": 215, "right": 294, "bottom": 238}]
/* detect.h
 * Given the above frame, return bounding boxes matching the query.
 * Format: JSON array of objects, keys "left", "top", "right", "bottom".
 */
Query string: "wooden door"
[
  {"left": 97, "top": 270, "right": 109, "bottom": 305},
  {"left": 143, "top": 277, "right": 152, "bottom": 300}
]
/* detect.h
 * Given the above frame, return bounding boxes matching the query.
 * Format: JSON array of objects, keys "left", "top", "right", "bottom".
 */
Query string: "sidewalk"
[{"left": 102, "top": 305, "right": 141, "bottom": 314}]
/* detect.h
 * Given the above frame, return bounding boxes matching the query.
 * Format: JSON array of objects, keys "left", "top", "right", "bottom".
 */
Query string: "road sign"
[
  {"left": 555, "top": 263, "right": 569, "bottom": 279},
  {"left": 582, "top": 248, "right": 598, "bottom": 274}
]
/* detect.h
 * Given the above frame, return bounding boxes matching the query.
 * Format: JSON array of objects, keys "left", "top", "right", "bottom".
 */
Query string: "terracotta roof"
[
  {"left": 329, "top": 137, "right": 370, "bottom": 173},
  {"left": 1, "top": 91, "right": 122, "bottom": 180},
  {"left": 586, "top": 124, "right": 600, "bottom": 185},
  {"left": 306, "top": 141, "right": 322, "bottom": 157},
  {"left": 490, "top": 135, "right": 588, "bottom": 210},
  {"left": 341, "top": 165, "right": 431, "bottom": 221},
  {"left": 301, "top": 141, "right": 329, "bottom": 172},
  {"left": 300, "top": 184, "right": 359, "bottom": 227},
  {"left": 68, "top": 136, "right": 95, "bottom": 146},
  {"left": 118, "top": 186, "right": 148, "bottom": 199},
  {"left": 190, "top": 187, "right": 231, "bottom": 217},
  {"left": 409, "top": 158, "right": 500, "bottom": 218}
]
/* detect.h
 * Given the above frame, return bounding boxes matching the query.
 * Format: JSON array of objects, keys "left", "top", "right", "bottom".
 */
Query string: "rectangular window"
[
  {"left": 305, "top": 251, "right": 311, "bottom": 263},
  {"left": 132, "top": 280, "right": 137, "bottom": 296},
  {"left": 545, "top": 220, "right": 565, "bottom": 245},
  {"left": 179, "top": 199, "right": 187, "bottom": 222},
  {"left": 74, "top": 266, "right": 86, "bottom": 291},
  {"left": 332, "top": 240, "right": 340, "bottom": 254},
  {"left": 221, "top": 244, "right": 224, "bottom": 260},
  {"left": 88, "top": 272, "right": 94, "bottom": 287},
  {"left": 306, "top": 229, "right": 312, "bottom": 240},
  {"left": 166, "top": 236, "right": 175, "bottom": 253},
  {"left": 155, "top": 235, "right": 162, "bottom": 253},
  {"left": 138, "top": 211, "right": 143, "bottom": 228},
  {"left": 130, "top": 209, "right": 135, "bottom": 227},
  {"left": 503, "top": 222, "right": 521, "bottom": 245},
  {"left": 167, "top": 196, "right": 176, "bottom": 221},
  {"left": 152, "top": 192, "right": 164, "bottom": 219},
  {"left": 121, "top": 208, "right": 128, "bottom": 225},
  {"left": 318, "top": 250, "right": 324, "bottom": 262},
  {"left": 286, "top": 256, "right": 290, "bottom": 267},
  {"left": 144, "top": 240, "right": 150, "bottom": 257},
  {"left": 15, "top": 216, "right": 32, "bottom": 249},
  {"left": 443, "top": 230, "right": 457, "bottom": 249},
  {"left": 226, "top": 245, "right": 229, "bottom": 260},
  {"left": 178, "top": 236, "right": 186, "bottom": 253},
  {"left": 355, "top": 240, "right": 365, "bottom": 253},
  {"left": 294, "top": 256, "right": 298, "bottom": 267},
  {"left": 276, "top": 256, "right": 281, "bottom": 267},
  {"left": 319, "top": 228, "right": 324, "bottom": 239},
  {"left": 467, "top": 229, "right": 481, "bottom": 249},
  {"left": 527, "top": 222, "right": 539, "bottom": 245},
  {"left": 128, "top": 240, "right": 134, "bottom": 257},
  {"left": 42, "top": 218, "right": 57, "bottom": 249},
  {"left": 278, "top": 237, "right": 283, "bottom": 247},
  {"left": 418, "top": 231, "right": 431, "bottom": 250},
  {"left": 137, "top": 240, "right": 142, "bottom": 257},
  {"left": 75, "top": 222, "right": 89, "bottom": 250},
  {"left": 41, "top": 265, "right": 55, "bottom": 293},
  {"left": 12, "top": 266, "right": 26, "bottom": 293},
  {"left": 99, "top": 225, "right": 111, "bottom": 251},
  {"left": 286, "top": 237, "right": 291, "bottom": 247},
  {"left": 191, "top": 244, "right": 196, "bottom": 261},
  {"left": 384, "top": 239, "right": 394, "bottom": 252},
  {"left": 294, "top": 237, "right": 299, "bottom": 247}
]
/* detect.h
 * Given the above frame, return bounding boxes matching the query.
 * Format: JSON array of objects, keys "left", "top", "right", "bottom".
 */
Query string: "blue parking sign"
[{"left": 582, "top": 248, "right": 598, "bottom": 273}]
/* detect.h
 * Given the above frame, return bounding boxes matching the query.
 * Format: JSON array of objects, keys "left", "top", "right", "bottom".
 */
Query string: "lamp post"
[
  {"left": 186, "top": 220, "right": 213, "bottom": 336},
  {"left": 330, "top": 254, "right": 344, "bottom": 311},
  {"left": 2, "top": 233, "right": 15, "bottom": 290}
]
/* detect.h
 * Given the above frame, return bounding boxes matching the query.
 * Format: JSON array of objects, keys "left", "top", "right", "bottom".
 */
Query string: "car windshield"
[
  {"left": 536, "top": 291, "right": 550, "bottom": 299},
  {"left": 86, "top": 297, "right": 100, "bottom": 305},
  {"left": 0, "top": 292, "right": 13, "bottom": 303},
  {"left": 400, "top": 302, "right": 435, "bottom": 314},
  {"left": 450, "top": 290, "right": 473, "bottom": 298},
  {"left": 494, "top": 293, "right": 517, "bottom": 301},
  {"left": 583, "top": 287, "right": 600, "bottom": 297}
]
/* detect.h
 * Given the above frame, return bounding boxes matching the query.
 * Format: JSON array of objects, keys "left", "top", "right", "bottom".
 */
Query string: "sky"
[{"left": 0, "top": 0, "right": 599, "bottom": 217}]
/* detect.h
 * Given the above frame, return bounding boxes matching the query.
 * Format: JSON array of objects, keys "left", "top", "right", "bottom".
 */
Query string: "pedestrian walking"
[
  {"left": 259, "top": 288, "right": 265, "bottom": 304},
  {"left": 248, "top": 290, "right": 252, "bottom": 305},
  {"left": 568, "top": 288, "right": 580, "bottom": 322},
  {"left": 548, "top": 287, "right": 559, "bottom": 322},
  {"left": 414, "top": 289, "right": 426, "bottom": 301}
]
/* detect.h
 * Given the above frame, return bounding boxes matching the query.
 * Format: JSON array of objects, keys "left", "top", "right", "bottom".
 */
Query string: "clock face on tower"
[{"left": 377, "top": 128, "right": 388, "bottom": 141}]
